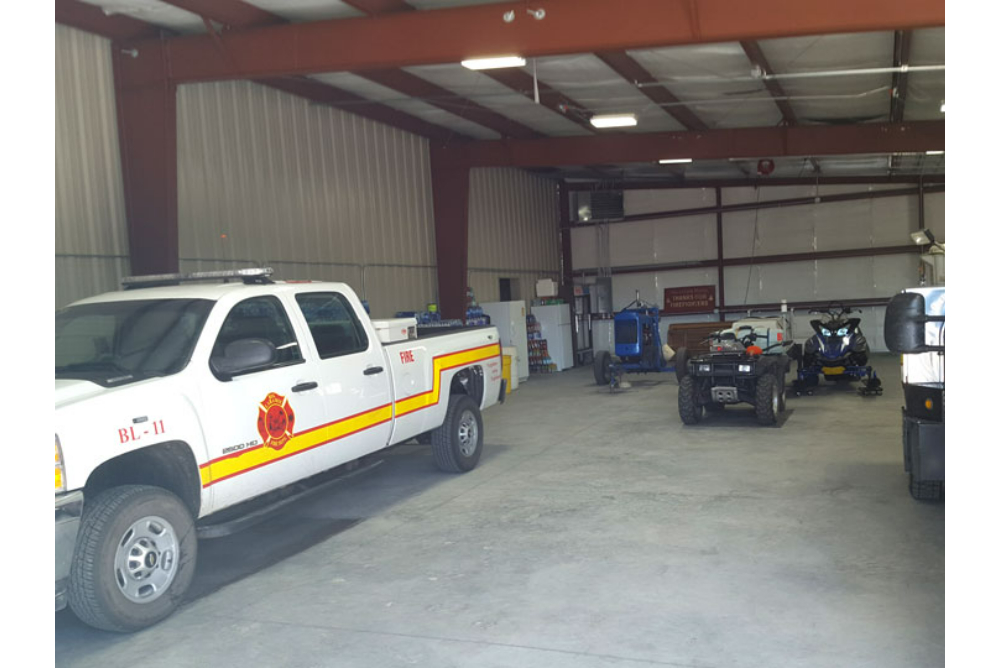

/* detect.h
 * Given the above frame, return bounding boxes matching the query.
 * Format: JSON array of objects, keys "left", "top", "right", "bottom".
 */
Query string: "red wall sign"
[{"left": 662, "top": 285, "right": 717, "bottom": 315}]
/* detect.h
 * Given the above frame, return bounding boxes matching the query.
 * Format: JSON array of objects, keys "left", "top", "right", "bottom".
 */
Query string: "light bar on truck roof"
[{"left": 122, "top": 267, "right": 274, "bottom": 289}]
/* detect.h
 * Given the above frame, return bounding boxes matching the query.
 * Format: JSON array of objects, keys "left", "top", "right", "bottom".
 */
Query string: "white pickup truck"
[{"left": 55, "top": 269, "right": 505, "bottom": 632}]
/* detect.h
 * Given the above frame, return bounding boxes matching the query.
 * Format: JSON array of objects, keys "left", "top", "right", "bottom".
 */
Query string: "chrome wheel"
[
  {"left": 113, "top": 515, "right": 179, "bottom": 604},
  {"left": 457, "top": 409, "right": 479, "bottom": 457}
]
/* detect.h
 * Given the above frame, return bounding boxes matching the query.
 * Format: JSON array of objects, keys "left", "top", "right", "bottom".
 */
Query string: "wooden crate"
[{"left": 667, "top": 321, "right": 728, "bottom": 355}]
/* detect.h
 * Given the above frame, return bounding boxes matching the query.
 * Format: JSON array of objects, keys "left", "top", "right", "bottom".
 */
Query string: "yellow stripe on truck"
[{"left": 199, "top": 342, "right": 500, "bottom": 487}]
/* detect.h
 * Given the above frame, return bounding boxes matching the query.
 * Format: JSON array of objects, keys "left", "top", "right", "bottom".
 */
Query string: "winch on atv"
[
  {"left": 675, "top": 327, "right": 791, "bottom": 426},
  {"left": 789, "top": 304, "right": 882, "bottom": 397}
]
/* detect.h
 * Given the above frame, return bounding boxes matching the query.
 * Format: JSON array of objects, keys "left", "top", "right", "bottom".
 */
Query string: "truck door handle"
[
  {"left": 363, "top": 366, "right": 384, "bottom": 376},
  {"left": 292, "top": 381, "right": 318, "bottom": 392}
]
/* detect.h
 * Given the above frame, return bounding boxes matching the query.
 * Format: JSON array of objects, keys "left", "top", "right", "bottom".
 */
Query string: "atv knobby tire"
[
  {"left": 678, "top": 375, "right": 703, "bottom": 425},
  {"left": 755, "top": 374, "right": 780, "bottom": 426},
  {"left": 674, "top": 347, "right": 690, "bottom": 381}
]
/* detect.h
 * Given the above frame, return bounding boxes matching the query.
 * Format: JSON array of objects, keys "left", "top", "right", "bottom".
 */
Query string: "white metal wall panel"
[
  {"left": 55, "top": 25, "right": 130, "bottom": 308},
  {"left": 466, "top": 168, "right": 560, "bottom": 304},
  {"left": 925, "top": 192, "right": 945, "bottom": 242},
  {"left": 624, "top": 188, "right": 715, "bottom": 215},
  {"left": 176, "top": 80, "right": 438, "bottom": 318},
  {"left": 610, "top": 215, "right": 717, "bottom": 267}
]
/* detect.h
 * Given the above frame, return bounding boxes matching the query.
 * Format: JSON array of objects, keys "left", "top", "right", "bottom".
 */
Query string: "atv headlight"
[
  {"left": 738, "top": 364, "right": 752, "bottom": 373},
  {"left": 836, "top": 327, "right": 849, "bottom": 336},
  {"left": 821, "top": 328, "right": 831, "bottom": 337},
  {"left": 56, "top": 435, "right": 66, "bottom": 494},
  {"left": 698, "top": 364, "right": 711, "bottom": 373}
]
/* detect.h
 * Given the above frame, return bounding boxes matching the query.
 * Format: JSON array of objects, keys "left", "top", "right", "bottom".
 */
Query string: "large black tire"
[
  {"left": 755, "top": 374, "right": 780, "bottom": 426},
  {"left": 431, "top": 394, "right": 484, "bottom": 473},
  {"left": 593, "top": 351, "right": 611, "bottom": 386},
  {"left": 674, "top": 347, "right": 690, "bottom": 381},
  {"left": 678, "top": 375, "right": 703, "bottom": 425},
  {"left": 909, "top": 475, "right": 944, "bottom": 502},
  {"left": 68, "top": 485, "right": 197, "bottom": 632}
]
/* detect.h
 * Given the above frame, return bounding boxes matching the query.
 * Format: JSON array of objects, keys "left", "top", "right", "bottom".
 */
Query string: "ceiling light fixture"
[
  {"left": 926, "top": 150, "right": 944, "bottom": 155},
  {"left": 461, "top": 56, "right": 526, "bottom": 70},
  {"left": 658, "top": 158, "right": 693, "bottom": 164},
  {"left": 590, "top": 113, "right": 637, "bottom": 128}
]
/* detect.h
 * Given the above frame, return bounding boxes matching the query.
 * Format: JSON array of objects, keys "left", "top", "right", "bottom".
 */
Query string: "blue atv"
[
  {"left": 791, "top": 304, "right": 882, "bottom": 396},
  {"left": 593, "top": 297, "right": 672, "bottom": 391}
]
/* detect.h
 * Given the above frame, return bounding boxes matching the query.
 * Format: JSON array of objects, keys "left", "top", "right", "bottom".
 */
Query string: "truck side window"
[
  {"left": 295, "top": 292, "right": 368, "bottom": 359},
  {"left": 212, "top": 296, "right": 303, "bottom": 372}
]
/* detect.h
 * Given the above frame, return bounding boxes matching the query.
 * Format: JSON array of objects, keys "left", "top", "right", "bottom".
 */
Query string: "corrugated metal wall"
[
  {"left": 54, "top": 25, "right": 129, "bottom": 308},
  {"left": 467, "top": 168, "right": 560, "bottom": 304},
  {"left": 176, "top": 80, "right": 439, "bottom": 318},
  {"left": 572, "top": 185, "right": 945, "bottom": 352}
]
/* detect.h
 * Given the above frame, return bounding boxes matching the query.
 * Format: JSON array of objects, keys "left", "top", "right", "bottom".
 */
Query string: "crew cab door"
[
  {"left": 197, "top": 294, "right": 328, "bottom": 510},
  {"left": 290, "top": 290, "right": 393, "bottom": 471}
]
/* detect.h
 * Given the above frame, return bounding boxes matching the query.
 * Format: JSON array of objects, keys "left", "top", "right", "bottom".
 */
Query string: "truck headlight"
[
  {"left": 56, "top": 435, "right": 66, "bottom": 494},
  {"left": 738, "top": 364, "right": 752, "bottom": 373},
  {"left": 698, "top": 364, "right": 711, "bottom": 373}
]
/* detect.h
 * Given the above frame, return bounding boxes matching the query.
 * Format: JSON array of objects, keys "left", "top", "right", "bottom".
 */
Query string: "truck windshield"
[{"left": 55, "top": 299, "right": 214, "bottom": 387}]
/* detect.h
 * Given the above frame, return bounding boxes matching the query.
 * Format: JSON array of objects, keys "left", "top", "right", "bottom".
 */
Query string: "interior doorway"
[{"left": 499, "top": 277, "right": 521, "bottom": 302}]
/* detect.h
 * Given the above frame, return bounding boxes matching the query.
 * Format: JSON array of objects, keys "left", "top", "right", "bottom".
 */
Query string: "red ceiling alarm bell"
[{"left": 757, "top": 159, "right": 775, "bottom": 175}]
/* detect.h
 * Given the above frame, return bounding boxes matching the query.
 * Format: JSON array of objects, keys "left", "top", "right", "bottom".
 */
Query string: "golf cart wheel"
[
  {"left": 755, "top": 374, "right": 779, "bottom": 426},
  {"left": 674, "top": 347, "right": 690, "bottom": 381},
  {"left": 593, "top": 351, "right": 612, "bottom": 386},
  {"left": 678, "top": 375, "right": 702, "bottom": 425},
  {"left": 909, "top": 475, "right": 944, "bottom": 502},
  {"left": 705, "top": 402, "right": 725, "bottom": 413}
]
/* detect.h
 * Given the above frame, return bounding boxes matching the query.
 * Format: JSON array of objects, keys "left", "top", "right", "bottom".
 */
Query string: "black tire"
[
  {"left": 755, "top": 374, "right": 779, "bottom": 426},
  {"left": 68, "top": 485, "right": 197, "bottom": 632},
  {"left": 431, "top": 394, "right": 484, "bottom": 473},
  {"left": 909, "top": 475, "right": 944, "bottom": 502},
  {"left": 705, "top": 402, "right": 725, "bottom": 413},
  {"left": 593, "top": 351, "right": 611, "bottom": 386},
  {"left": 674, "top": 347, "right": 690, "bottom": 381},
  {"left": 678, "top": 375, "right": 702, "bottom": 425},
  {"left": 776, "top": 368, "right": 787, "bottom": 412}
]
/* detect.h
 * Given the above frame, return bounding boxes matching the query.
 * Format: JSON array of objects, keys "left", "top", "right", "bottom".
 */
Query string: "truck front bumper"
[{"left": 55, "top": 490, "right": 84, "bottom": 611}]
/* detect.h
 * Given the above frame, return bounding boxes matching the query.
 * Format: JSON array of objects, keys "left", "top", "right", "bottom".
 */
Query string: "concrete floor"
[{"left": 55, "top": 354, "right": 944, "bottom": 668}]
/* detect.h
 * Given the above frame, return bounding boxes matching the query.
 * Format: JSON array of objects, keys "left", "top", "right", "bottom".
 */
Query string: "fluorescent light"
[
  {"left": 940, "top": 102, "right": 945, "bottom": 113},
  {"left": 926, "top": 150, "right": 944, "bottom": 155},
  {"left": 658, "top": 158, "right": 692, "bottom": 165},
  {"left": 590, "top": 113, "right": 637, "bottom": 128},
  {"left": 461, "top": 56, "right": 526, "bottom": 70}
]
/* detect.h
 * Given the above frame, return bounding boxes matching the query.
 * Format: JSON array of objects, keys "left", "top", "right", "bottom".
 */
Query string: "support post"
[
  {"left": 112, "top": 47, "right": 178, "bottom": 275},
  {"left": 429, "top": 146, "right": 471, "bottom": 320},
  {"left": 715, "top": 187, "right": 725, "bottom": 319}
]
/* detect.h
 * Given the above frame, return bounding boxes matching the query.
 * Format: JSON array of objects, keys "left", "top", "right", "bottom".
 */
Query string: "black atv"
[{"left": 676, "top": 329, "right": 789, "bottom": 427}]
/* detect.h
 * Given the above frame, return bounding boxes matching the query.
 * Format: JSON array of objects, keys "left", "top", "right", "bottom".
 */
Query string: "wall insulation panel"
[
  {"left": 466, "top": 168, "right": 560, "bottom": 304},
  {"left": 176, "top": 80, "right": 437, "bottom": 318},
  {"left": 55, "top": 25, "right": 129, "bottom": 308}
]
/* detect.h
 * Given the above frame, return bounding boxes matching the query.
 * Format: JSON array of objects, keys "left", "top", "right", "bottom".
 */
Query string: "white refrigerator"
[
  {"left": 532, "top": 304, "right": 574, "bottom": 371},
  {"left": 480, "top": 300, "right": 529, "bottom": 382}
]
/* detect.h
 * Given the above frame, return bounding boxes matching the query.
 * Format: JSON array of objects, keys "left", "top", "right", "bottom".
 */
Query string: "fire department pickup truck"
[{"left": 55, "top": 268, "right": 505, "bottom": 632}]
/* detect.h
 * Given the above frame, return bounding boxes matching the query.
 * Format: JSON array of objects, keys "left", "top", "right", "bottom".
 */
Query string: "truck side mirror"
[
  {"left": 211, "top": 338, "right": 277, "bottom": 380},
  {"left": 884, "top": 292, "right": 944, "bottom": 354}
]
